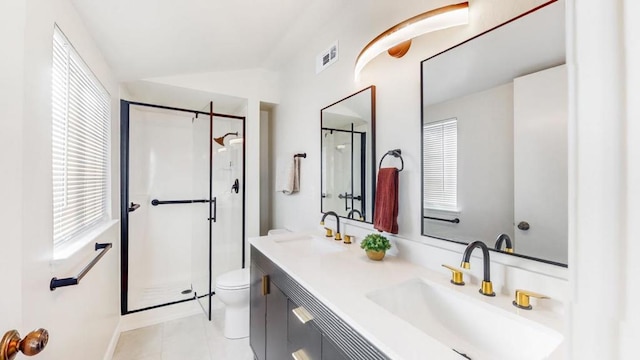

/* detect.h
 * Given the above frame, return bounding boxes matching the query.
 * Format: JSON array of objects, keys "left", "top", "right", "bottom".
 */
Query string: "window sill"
[{"left": 52, "top": 219, "right": 119, "bottom": 262}]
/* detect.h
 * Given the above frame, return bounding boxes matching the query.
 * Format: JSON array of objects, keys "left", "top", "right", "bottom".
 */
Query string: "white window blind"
[
  {"left": 52, "top": 26, "right": 110, "bottom": 248},
  {"left": 423, "top": 118, "right": 457, "bottom": 210}
]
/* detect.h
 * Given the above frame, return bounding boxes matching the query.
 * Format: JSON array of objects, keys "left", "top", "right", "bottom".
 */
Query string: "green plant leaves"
[{"left": 360, "top": 233, "right": 392, "bottom": 252}]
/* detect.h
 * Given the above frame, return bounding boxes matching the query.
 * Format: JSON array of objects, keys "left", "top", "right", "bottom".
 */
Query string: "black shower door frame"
[{"left": 119, "top": 100, "right": 246, "bottom": 319}]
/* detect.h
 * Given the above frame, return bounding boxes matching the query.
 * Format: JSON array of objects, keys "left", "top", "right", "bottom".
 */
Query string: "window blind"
[
  {"left": 52, "top": 26, "right": 110, "bottom": 248},
  {"left": 423, "top": 118, "right": 457, "bottom": 210}
]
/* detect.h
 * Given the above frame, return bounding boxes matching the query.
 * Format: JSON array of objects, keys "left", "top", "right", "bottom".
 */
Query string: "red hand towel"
[{"left": 373, "top": 167, "right": 399, "bottom": 234}]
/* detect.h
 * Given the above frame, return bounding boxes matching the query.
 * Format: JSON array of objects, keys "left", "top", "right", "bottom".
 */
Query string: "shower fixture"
[{"left": 213, "top": 132, "right": 239, "bottom": 146}]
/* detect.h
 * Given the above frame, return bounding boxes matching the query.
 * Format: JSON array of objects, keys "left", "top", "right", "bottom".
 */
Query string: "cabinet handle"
[
  {"left": 292, "top": 306, "right": 314, "bottom": 324},
  {"left": 291, "top": 349, "right": 310, "bottom": 360},
  {"left": 261, "top": 275, "right": 270, "bottom": 296}
]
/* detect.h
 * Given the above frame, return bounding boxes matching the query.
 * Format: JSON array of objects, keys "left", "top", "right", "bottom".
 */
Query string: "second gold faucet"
[{"left": 320, "top": 211, "right": 342, "bottom": 241}]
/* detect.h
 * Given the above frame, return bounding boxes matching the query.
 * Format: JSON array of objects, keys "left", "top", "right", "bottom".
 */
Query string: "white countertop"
[{"left": 250, "top": 231, "right": 564, "bottom": 360}]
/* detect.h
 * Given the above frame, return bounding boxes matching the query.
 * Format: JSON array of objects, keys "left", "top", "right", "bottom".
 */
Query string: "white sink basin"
[
  {"left": 273, "top": 234, "right": 346, "bottom": 255},
  {"left": 366, "top": 278, "right": 563, "bottom": 360}
]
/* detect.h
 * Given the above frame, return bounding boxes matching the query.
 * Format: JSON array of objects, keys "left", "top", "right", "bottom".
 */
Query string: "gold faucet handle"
[
  {"left": 343, "top": 234, "right": 352, "bottom": 244},
  {"left": 324, "top": 227, "right": 333, "bottom": 237},
  {"left": 442, "top": 264, "right": 465, "bottom": 285},
  {"left": 513, "top": 289, "right": 549, "bottom": 310}
]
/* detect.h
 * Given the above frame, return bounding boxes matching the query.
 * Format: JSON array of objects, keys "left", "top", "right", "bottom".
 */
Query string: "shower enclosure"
[
  {"left": 321, "top": 128, "right": 366, "bottom": 219},
  {"left": 120, "top": 100, "right": 245, "bottom": 319}
]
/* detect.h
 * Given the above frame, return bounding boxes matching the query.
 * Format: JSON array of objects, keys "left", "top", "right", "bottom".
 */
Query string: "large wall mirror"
[
  {"left": 321, "top": 86, "right": 376, "bottom": 223},
  {"left": 420, "top": 0, "right": 567, "bottom": 266}
]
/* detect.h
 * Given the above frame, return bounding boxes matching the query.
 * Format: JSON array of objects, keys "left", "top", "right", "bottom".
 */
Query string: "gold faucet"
[
  {"left": 320, "top": 211, "right": 342, "bottom": 241},
  {"left": 461, "top": 241, "right": 495, "bottom": 296},
  {"left": 442, "top": 264, "right": 465, "bottom": 285},
  {"left": 494, "top": 233, "right": 514, "bottom": 253},
  {"left": 513, "top": 289, "right": 549, "bottom": 310}
]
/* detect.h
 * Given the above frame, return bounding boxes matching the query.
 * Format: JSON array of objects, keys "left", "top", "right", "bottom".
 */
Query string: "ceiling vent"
[{"left": 316, "top": 41, "right": 339, "bottom": 74}]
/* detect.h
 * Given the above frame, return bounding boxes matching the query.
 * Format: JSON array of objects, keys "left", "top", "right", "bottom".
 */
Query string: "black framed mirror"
[
  {"left": 321, "top": 86, "right": 376, "bottom": 223},
  {"left": 420, "top": 0, "right": 567, "bottom": 266}
]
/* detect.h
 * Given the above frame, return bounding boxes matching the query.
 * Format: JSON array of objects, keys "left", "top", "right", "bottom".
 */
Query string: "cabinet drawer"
[{"left": 288, "top": 299, "right": 322, "bottom": 360}]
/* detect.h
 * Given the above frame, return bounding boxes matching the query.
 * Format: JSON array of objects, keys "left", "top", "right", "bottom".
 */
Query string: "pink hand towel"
[{"left": 373, "top": 168, "right": 399, "bottom": 234}]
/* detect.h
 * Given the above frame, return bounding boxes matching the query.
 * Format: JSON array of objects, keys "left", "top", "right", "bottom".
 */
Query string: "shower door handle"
[
  {"left": 128, "top": 202, "right": 140, "bottom": 212},
  {"left": 208, "top": 197, "right": 217, "bottom": 222},
  {"left": 231, "top": 179, "right": 239, "bottom": 194}
]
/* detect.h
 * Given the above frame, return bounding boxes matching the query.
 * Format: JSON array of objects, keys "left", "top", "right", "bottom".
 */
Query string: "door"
[
  {"left": 0, "top": 0, "right": 26, "bottom": 346},
  {"left": 513, "top": 65, "right": 568, "bottom": 263},
  {"left": 125, "top": 104, "right": 211, "bottom": 313}
]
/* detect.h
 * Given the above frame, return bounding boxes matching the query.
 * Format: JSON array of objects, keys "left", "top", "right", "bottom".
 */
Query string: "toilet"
[{"left": 215, "top": 268, "right": 250, "bottom": 339}]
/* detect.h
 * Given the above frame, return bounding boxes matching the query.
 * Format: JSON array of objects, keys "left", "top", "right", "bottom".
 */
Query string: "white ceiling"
[{"left": 71, "top": 0, "right": 344, "bottom": 81}]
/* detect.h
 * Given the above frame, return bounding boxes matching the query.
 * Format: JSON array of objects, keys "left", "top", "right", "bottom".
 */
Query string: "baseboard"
[
  {"left": 118, "top": 300, "right": 203, "bottom": 332},
  {"left": 103, "top": 318, "right": 121, "bottom": 360}
]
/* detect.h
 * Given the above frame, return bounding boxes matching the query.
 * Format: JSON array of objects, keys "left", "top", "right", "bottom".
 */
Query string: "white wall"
[
  {"left": 259, "top": 110, "right": 271, "bottom": 235},
  {"left": 423, "top": 83, "right": 514, "bottom": 244},
  {"left": 9, "top": 0, "right": 121, "bottom": 358},
  {"left": 0, "top": 0, "right": 26, "bottom": 332},
  {"left": 568, "top": 0, "right": 639, "bottom": 358}
]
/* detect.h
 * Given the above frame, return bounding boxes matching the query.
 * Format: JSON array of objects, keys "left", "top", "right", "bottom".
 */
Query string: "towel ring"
[{"left": 379, "top": 149, "right": 404, "bottom": 172}]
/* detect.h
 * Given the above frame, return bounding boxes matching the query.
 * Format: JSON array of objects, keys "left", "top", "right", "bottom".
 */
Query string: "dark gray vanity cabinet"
[
  {"left": 250, "top": 246, "right": 389, "bottom": 360},
  {"left": 322, "top": 335, "right": 349, "bottom": 360},
  {"left": 266, "top": 282, "right": 289, "bottom": 359},
  {"left": 250, "top": 261, "right": 288, "bottom": 360},
  {"left": 249, "top": 263, "right": 267, "bottom": 360},
  {"left": 288, "top": 298, "right": 322, "bottom": 359}
]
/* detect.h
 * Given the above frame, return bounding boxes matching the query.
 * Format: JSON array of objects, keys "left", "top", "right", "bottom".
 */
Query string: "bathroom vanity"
[
  {"left": 249, "top": 232, "right": 564, "bottom": 360},
  {"left": 250, "top": 246, "right": 378, "bottom": 360}
]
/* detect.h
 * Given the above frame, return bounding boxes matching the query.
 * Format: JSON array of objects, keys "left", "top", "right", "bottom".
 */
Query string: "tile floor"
[{"left": 112, "top": 309, "right": 254, "bottom": 360}]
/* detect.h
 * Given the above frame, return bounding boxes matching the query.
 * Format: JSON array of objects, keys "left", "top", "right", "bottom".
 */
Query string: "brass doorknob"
[{"left": 1, "top": 329, "right": 48, "bottom": 360}]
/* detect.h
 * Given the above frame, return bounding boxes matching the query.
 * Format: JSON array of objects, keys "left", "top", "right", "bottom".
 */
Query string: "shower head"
[{"left": 213, "top": 132, "right": 239, "bottom": 146}]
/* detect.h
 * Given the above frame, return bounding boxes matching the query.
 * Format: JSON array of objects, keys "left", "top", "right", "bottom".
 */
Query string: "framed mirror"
[
  {"left": 420, "top": 0, "right": 567, "bottom": 266},
  {"left": 321, "top": 86, "right": 376, "bottom": 223}
]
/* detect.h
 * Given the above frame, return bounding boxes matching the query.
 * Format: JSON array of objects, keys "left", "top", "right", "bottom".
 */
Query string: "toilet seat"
[{"left": 216, "top": 268, "right": 249, "bottom": 290}]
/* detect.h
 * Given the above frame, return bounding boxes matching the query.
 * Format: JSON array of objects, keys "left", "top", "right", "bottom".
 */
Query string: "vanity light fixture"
[{"left": 354, "top": 2, "right": 469, "bottom": 80}]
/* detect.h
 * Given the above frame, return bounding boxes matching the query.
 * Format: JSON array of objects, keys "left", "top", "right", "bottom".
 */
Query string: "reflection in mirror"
[
  {"left": 321, "top": 86, "right": 376, "bottom": 223},
  {"left": 421, "top": 0, "right": 567, "bottom": 266}
]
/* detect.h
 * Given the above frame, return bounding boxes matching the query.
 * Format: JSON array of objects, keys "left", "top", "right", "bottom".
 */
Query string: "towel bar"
[
  {"left": 379, "top": 149, "right": 404, "bottom": 172},
  {"left": 50, "top": 242, "right": 112, "bottom": 290},
  {"left": 424, "top": 216, "right": 460, "bottom": 224}
]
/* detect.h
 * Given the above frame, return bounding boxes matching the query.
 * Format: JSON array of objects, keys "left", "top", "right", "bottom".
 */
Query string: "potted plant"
[{"left": 360, "top": 233, "right": 392, "bottom": 261}]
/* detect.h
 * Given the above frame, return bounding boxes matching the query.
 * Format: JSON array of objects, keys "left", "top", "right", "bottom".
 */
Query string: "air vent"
[{"left": 316, "top": 41, "right": 339, "bottom": 74}]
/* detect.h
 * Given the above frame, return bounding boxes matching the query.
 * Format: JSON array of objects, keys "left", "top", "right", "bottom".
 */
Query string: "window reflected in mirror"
[{"left": 420, "top": 0, "right": 567, "bottom": 266}]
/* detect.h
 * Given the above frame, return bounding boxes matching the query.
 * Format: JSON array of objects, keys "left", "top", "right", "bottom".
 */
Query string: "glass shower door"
[
  {"left": 127, "top": 104, "right": 211, "bottom": 313},
  {"left": 210, "top": 116, "right": 244, "bottom": 285}
]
